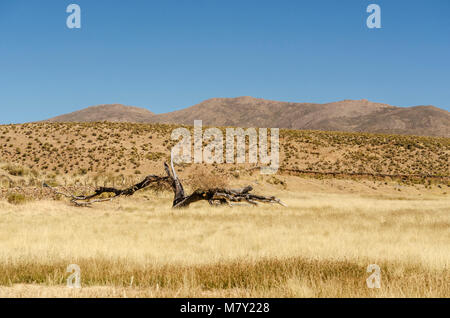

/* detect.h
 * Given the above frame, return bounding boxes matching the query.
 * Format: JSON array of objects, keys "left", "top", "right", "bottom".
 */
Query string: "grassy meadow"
[
  {"left": 0, "top": 122, "right": 448, "bottom": 297},
  {"left": 0, "top": 179, "right": 448, "bottom": 297}
]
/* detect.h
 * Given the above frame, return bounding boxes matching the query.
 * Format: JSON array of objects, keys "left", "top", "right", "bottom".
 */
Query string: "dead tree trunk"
[
  {"left": 45, "top": 155, "right": 286, "bottom": 208},
  {"left": 164, "top": 159, "right": 286, "bottom": 208},
  {"left": 44, "top": 174, "right": 169, "bottom": 206}
]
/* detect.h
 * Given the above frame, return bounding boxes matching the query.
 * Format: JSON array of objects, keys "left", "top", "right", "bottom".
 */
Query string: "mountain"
[
  {"left": 149, "top": 97, "right": 449, "bottom": 137},
  {"left": 46, "top": 104, "right": 155, "bottom": 123},
  {"left": 44, "top": 98, "right": 450, "bottom": 137}
]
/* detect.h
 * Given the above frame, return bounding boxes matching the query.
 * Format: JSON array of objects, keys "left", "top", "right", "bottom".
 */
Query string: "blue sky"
[{"left": 0, "top": 0, "right": 449, "bottom": 124}]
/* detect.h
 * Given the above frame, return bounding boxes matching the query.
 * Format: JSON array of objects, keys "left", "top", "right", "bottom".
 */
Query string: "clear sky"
[{"left": 0, "top": 0, "right": 449, "bottom": 124}]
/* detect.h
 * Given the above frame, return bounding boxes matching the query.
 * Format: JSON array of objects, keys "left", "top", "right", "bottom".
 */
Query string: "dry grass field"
[
  {"left": 0, "top": 177, "right": 448, "bottom": 298},
  {"left": 0, "top": 122, "right": 448, "bottom": 298}
]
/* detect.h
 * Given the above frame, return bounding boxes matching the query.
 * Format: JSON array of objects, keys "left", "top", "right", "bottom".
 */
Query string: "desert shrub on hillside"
[
  {"left": 187, "top": 166, "right": 229, "bottom": 190},
  {"left": 0, "top": 122, "right": 448, "bottom": 180},
  {"left": 3, "top": 164, "right": 28, "bottom": 177},
  {"left": 7, "top": 193, "right": 29, "bottom": 205},
  {"left": 145, "top": 152, "right": 166, "bottom": 161}
]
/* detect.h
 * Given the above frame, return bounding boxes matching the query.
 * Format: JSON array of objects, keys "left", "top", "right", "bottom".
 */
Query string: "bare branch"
[
  {"left": 44, "top": 174, "right": 169, "bottom": 207},
  {"left": 45, "top": 152, "right": 286, "bottom": 209},
  {"left": 165, "top": 159, "right": 286, "bottom": 208}
]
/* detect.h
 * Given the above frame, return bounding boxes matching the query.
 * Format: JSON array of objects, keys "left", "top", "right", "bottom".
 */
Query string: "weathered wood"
[
  {"left": 44, "top": 174, "right": 169, "bottom": 206},
  {"left": 164, "top": 156, "right": 286, "bottom": 208},
  {"left": 45, "top": 155, "right": 286, "bottom": 208}
]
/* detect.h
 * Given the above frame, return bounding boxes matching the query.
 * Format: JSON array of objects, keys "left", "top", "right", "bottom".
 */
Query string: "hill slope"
[
  {"left": 1, "top": 122, "right": 448, "bottom": 180},
  {"left": 150, "top": 97, "right": 450, "bottom": 137},
  {"left": 46, "top": 104, "right": 155, "bottom": 123},
  {"left": 45, "top": 98, "right": 450, "bottom": 137}
]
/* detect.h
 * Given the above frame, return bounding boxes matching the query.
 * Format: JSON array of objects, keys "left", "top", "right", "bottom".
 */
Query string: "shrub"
[
  {"left": 7, "top": 193, "right": 28, "bottom": 205},
  {"left": 3, "top": 164, "right": 28, "bottom": 177},
  {"left": 188, "top": 167, "right": 229, "bottom": 190}
]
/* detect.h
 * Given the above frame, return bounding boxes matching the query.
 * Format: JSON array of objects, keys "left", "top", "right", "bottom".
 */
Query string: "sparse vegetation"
[
  {"left": 187, "top": 166, "right": 230, "bottom": 190},
  {"left": 0, "top": 122, "right": 447, "bottom": 183},
  {"left": 3, "top": 164, "right": 28, "bottom": 177},
  {"left": 0, "top": 122, "right": 448, "bottom": 298},
  {"left": 7, "top": 193, "right": 28, "bottom": 205}
]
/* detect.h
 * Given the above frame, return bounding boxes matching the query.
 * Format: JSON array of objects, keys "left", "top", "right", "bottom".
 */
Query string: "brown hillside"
[
  {"left": 46, "top": 104, "right": 155, "bottom": 123},
  {"left": 150, "top": 97, "right": 449, "bottom": 137},
  {"left": 0, "top": 122, "right": 448, "bottom": 185},
  {"left": 44, "top": 98, "right": 450, "bottom": 137}
]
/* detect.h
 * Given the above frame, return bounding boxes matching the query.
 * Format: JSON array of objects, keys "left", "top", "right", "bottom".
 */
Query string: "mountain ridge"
[
  {"left": 47, "top": 104, "right": 155, "bottom": 123},
  {"left": 44, "top": 97, "right": 450, "bottom": 137}
]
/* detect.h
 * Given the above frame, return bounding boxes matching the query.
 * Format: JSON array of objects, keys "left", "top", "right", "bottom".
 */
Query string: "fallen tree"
[
  {"left": 45, "top": 157, "right": 286, "bottom": 208},
  {"left": 164, "top": 158, "right": 286, "bottom": 208},
  {"left": 44, "top": 174, "right": 169, "bottom": 206}
]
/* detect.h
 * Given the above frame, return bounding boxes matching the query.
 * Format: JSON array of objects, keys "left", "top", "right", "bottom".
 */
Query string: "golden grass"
[{"left": 0, "top": 186, "right": 448, "bottom": 298}]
